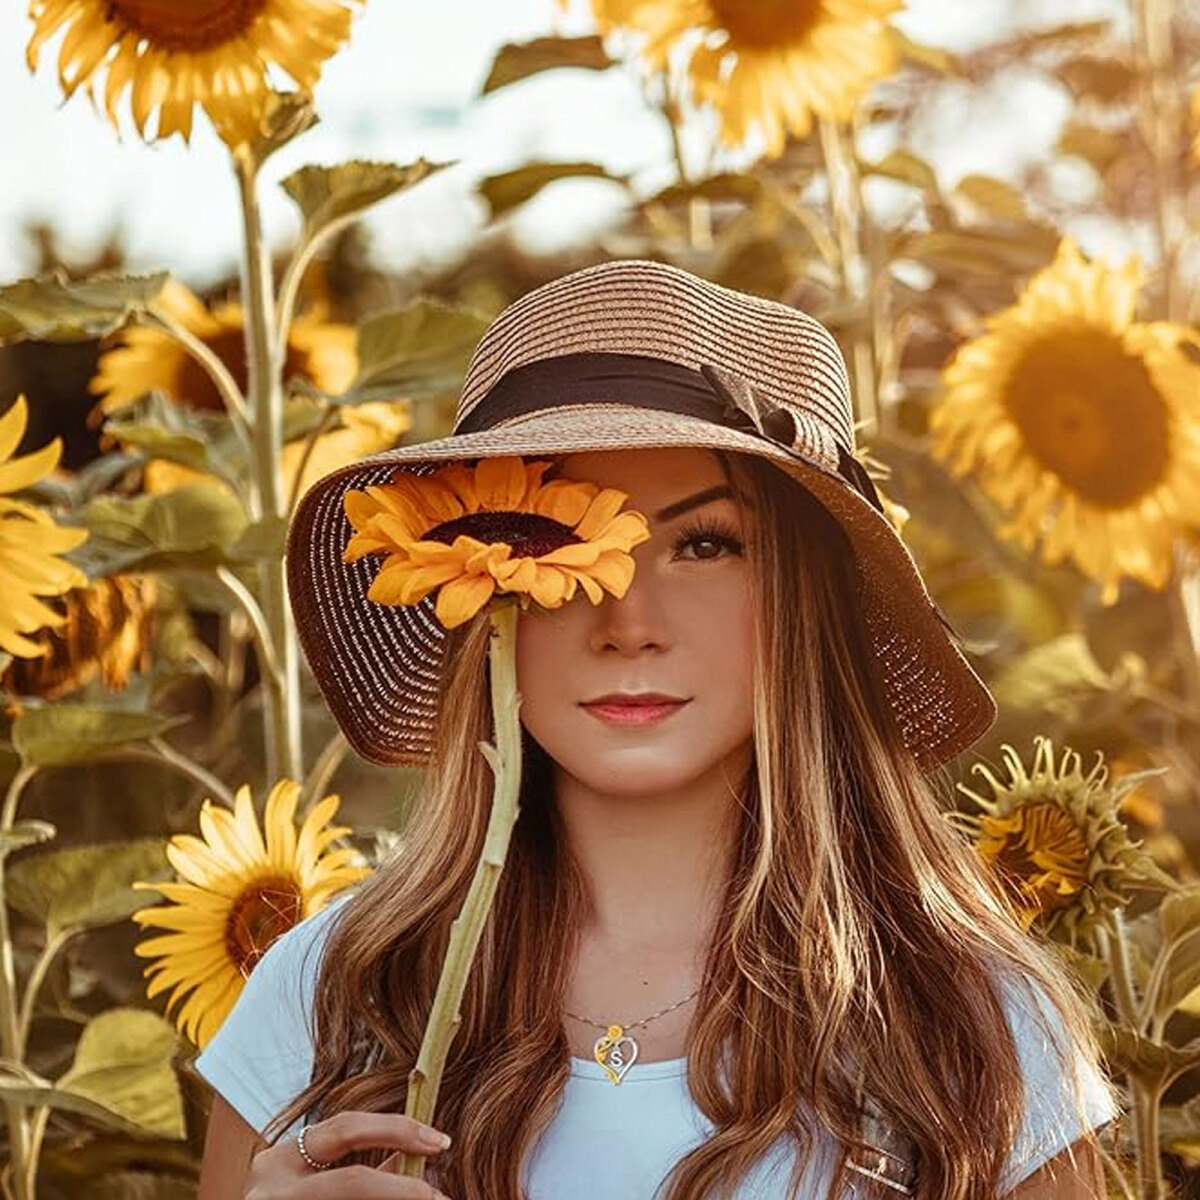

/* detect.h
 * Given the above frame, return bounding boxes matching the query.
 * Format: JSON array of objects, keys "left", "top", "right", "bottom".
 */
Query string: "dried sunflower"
[
  {"left": 1, "top": 573, "right": 156, "bottom": 700},
  {"left": 131, "top": 779, "right": 371, "bottom": 1049},
  {"left": 589, "top": 0, "right": 902, "bottom": 156},
  {"left": 26, "top": 0, "right": 363, "bottom": 147},
  {"left": 931, "top": 239, "right": 1200, "bottom": 607},
  {"left": 343, "top": 455, "right": 653, "bottom": 629},
  {"left": 948, "top": 735, "right": 1173, "bottom": 947},
  {"left": 0, "top": 396, "right": 89, "bottom": 659}
]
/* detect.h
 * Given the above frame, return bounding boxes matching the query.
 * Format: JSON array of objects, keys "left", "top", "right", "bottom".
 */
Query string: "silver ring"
[{"left": 296, "top": 1123, "right": 334, "bottom": 1171}]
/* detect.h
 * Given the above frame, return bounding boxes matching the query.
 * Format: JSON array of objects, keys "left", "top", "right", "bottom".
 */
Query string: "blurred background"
[{"left": 2, "top": 0, "right": 1200, "bottom": 1195}]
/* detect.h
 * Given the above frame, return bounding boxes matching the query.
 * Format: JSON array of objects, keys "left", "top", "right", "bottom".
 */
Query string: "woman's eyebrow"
[{"left": 652, "top": 485, "right": 736, "bottom": 522}]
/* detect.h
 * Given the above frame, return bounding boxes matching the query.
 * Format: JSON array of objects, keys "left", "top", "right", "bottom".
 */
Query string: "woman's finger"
[
  {"left": 295, "top": 1162, "right": 452, "bottom": 1199},
  {"left": 281, "top": 1111, "right": 451, "bottom": 1174}
]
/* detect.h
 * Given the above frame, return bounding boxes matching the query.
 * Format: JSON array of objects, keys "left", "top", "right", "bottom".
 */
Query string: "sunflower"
[
  {"left": 91, "top": 279, "right": 358, "bottom": 420},
  {"left": 948, "top": 735, "right": 1174, "bottom": 947},
  {"left": 25, "top": 0, "right": 363, "bottom": 147},
  {"left": 131, "top": 779, "right": 371, "bottom": 1049},
  {"left": 2, "top": 573, "right": 157, "bottom": 700},
  {"left": 343, "top": 455, "right": 653, "bottom": 629},
  {"left": 930, "top": 238, "right": 1200, "bottom": 608},
  {"left": 0, "top": 397, "right": 90, "bottom": 660},
  {"left": 589, "top": 0, "right": 902, "bottom": 156}
]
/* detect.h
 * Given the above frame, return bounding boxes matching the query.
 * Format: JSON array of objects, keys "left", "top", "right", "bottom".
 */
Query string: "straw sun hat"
[{"left": 286, "top": 258, "right": 998, "bottom": 775}]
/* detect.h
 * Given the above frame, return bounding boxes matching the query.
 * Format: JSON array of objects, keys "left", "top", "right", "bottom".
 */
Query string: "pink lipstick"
[{"left": 580, "top": 694, "right": 690, "bottom": 726}]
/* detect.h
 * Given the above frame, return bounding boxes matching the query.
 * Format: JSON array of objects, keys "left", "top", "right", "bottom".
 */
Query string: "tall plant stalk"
[
  {"left": 0, "top": 766, "right": 38, "bottom": 1200},
  {"left": 232, "top": 147, "right": 303, "bottom": 784},
  {"left": 1097, "top": 913, "right": 1166, "bottom": 1200},
  {"left": 394, "top": 601, "right": 524, "bottom": 1180}
]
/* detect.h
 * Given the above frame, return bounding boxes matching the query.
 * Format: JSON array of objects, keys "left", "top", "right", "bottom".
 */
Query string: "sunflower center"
[
  {"left": 983, "top": 803, "right": 1089, "bottom": 915},
  {"left": 105, "top": 0, "right": 268, "bottom": 51},
  {"left": 425, "top": 511, "right": 582, "bottom": 558},
  {"left": 708, "top": 0, "right": 824, "bottom": 48},
  {"left": 224, "top": 875, "right": 305, "bottom": 976},
  {"left": 1002, "top": 329, "right": 1171, "bottom": 508}
]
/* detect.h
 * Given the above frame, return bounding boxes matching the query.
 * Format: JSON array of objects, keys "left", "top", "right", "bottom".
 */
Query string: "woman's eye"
[{"left": 672, "top": 527, "right": 744, "bottom": 561}]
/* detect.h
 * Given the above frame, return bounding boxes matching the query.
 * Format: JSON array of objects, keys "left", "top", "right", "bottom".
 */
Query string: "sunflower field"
[{"left": 1, "top": 0, "right": 1200, "bottom": 1196}]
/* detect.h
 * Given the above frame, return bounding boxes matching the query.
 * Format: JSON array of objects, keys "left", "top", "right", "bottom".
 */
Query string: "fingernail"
[{"left": 422, "top": 1127, "right": 452, "bottom": 1150}]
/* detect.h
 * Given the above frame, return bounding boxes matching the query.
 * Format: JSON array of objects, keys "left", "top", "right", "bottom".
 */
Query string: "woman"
[{"left": 194, "top": 260, "right": 1118, "bottom": 1199}]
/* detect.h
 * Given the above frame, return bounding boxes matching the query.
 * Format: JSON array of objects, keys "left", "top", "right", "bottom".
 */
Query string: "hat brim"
[{"left": 286, "top": 405, "right": 997, "bottom": 774}]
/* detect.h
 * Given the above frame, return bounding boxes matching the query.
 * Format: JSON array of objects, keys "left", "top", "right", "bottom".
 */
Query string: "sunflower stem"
[
  {"left": 1100, "top": 913, "right": 1166, "bottom": 1199},
  {"left": 286, "top": 401, "right": 337, "bottom": 517},
  {"left": 0, "top": 765, "right": 38, "bottom": 1200},
  {"left": 817, "top": 115, "right": 878, "bottom": 438},
  {"left": 16, "top": 928, "right": 74, "bottom": 1061},
  {"left": 393, "top": 600, "right": 524, "bottom": 1180},
  {"left": 143, "top": 309, "right": 251, "bottom": 433},
  {"left": 299, "top": 730, "right": 350, "bottom": 819},
  {"left": 233, "top": 147, "right": 303, "bottom": 786}
]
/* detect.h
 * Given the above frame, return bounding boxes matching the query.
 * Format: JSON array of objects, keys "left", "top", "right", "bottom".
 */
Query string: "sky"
[{"left": 0, "top": 0, "right": 1114, "bottom": 288}]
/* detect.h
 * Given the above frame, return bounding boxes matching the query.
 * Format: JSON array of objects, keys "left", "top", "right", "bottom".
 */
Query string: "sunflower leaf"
[
  {"left": 56, "top": 1009, "right": 185, "bottom": 1139},
  {"left": 0, "top": 820, "right": 57, "bottom": 859},
  {"left": 101, "top": 393, "right": 247, "bottom": 491},
  {"left": 6, "top": 836, "right": 171, "bottom": 936},
  {"left": 281, "top": 159, "right": 452, "bottom": 241},
  {"left": 11, "top": 706, "right": 188, "bottom": 768},
  {"left": 478, "top": 161, "right": 626, "bottom": 218},
  {"left": 989, "top": 632, "right": 1112, "bottom": 716},
  {"left": 481, "top": 34, "right": 615, "bottom": 95},
  {"left": 70, "top": 484, "right": 249, "bottom": 576},
  {"left": 0, "top": 1071, "right": 156, "bottom": 1138},
  {"left": 1098, "top": 1025, "right": 1200, "bottom": 1091},
  {"left": 296, "top": 299, "right": 491, "bottom": 409},
  {"left": 0, "top": 271, "right": 170, "bottom": 344},
  {"left": 240, "top": 91, "right": 319, "bottom": 172}
]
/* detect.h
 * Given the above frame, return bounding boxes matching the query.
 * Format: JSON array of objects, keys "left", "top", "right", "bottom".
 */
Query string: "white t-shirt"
[{"left": 193, "top": 894, "right": 1118, "bottom": 1198}]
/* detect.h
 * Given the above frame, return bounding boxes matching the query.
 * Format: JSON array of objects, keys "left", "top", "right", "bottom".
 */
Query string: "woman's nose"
[{"left": 587, "top": 559, "right": 669, "bottom": 655}]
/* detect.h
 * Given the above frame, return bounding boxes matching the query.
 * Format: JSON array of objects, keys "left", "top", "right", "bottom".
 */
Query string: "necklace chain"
[{"left": 563, "top": 985, "right": 701, "bottom": 1031}]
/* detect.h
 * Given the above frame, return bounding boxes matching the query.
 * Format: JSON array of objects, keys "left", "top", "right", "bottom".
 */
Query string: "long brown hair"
[{"left": 266, "top": 449, "right": 1120, "bottom": 1199}]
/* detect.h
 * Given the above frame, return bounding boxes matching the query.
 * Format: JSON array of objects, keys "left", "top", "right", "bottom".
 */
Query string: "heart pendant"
[{"left": 593, "top": 1024, "right": 639, "bottom": 1085}]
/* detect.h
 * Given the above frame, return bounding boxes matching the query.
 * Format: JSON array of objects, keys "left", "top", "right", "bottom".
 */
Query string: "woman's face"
[{"left": 515, "top": 446, "right": 755, "bottom": 798}]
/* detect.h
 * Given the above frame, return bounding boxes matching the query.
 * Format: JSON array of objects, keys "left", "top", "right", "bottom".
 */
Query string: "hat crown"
[{"left": 456, "top": 259, "right": 858, "bottom": 458}]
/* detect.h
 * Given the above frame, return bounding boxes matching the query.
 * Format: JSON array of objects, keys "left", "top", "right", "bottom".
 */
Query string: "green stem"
[
  {"left": 101, "top": 740, "right": 237, "bottom": 808},
  {"left": 299, "top": 731, "right": 349, "bottom": 819},
  {"left": 144, "top": 310, "right": 250, "bottom": 432},
  {"left": 286, "top": 402, "right": 337, "bottom": 517},
  {"left": 1099, "top": 914, "right": 1165, "bottom": 1199},
  {"left": 0, "top": 766, "right": 38, "bottom": 1200},
  {"left": 16, "top": 928, "right": 74, "bottom": 1060},
  {"left": 233, "top": 147, "right": 302, "bottom": 784},
  {"left": 394, "top": 601, "right": 524, "bottom": 1179},
  {"left": 817, "top": 116, "right": 878, "bottom": 438}
]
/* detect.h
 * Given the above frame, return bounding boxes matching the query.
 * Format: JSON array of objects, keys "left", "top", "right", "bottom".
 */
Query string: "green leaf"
[
  {"left": 896, "top": 228, "right": 1058, "bottom": 276},
  {"left": 6, "top": 837, "right": 171, "bottom": 936},
  {"left": 72, "top": 483, "right": 249, "bottom": 575},
  {"left": 11, "top": 706, "right": 187, "bottom": 768},
  {"left": 225, "top": 516, "right": 288, "bottom": 563},
  {"left": 298, "top": 298, "right": 491, "bottom": 409},
  {"left": 1098, "top": 1025, "right": 1200, "bottom": 1091},
  {"left": 1060, "top": 54, "right": 1137, "bottom": 105},
  {"left": 481, "top": 34, "right": 614, "bottom": 94},
  {"left": 0, "top": 1070, "right": 153, "bottom": 1138},
  {"left": 240, "top": 91, "right": 319, "bottom": 173},
  {"left": 642, "top": 172, "right": 764, "bottom": 208},
  {"left": 478, "top": 161, "right": 624, "bottom": 218},
  {"left": 863, "top": 150, "right": 940, "bottom": 194},
  {"left": 952, "top": 174, "right": 1028, "bottom": 222},
  {"left": 0, "top": 271, "right": 169, "bottom": 344},
  {"left": 989, "top": 632, "right": 1111, "bottom": 715},
  {"left": 281, "top": 159, "right": 452, "bottom": 240},
  {"left": 101, "top": 393, "right": 246, "bottom": 489},
  {"left": 0, "top": 821, "right": 57, "bottom": 859},
  {"left": 887, "top": 27, "right": 961, "bottom": 74},
  {"left": 57, "top": 1009, "right": 185, "bottom": 1139}
]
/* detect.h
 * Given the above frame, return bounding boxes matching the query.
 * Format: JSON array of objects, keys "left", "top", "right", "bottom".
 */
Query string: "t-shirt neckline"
[{"left": 569, "top": 1054, "right": 688, "bottom": 1080}]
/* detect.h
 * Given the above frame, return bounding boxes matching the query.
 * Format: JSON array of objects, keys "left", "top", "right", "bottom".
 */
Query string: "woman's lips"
[{"left": 581, "top": 700, "right": 689, "bottom": 726}]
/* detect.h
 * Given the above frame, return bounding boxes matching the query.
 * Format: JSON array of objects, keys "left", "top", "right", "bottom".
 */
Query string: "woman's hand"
[{"left": 245, "top": 1112, "right": 454, "bottom": 1199}]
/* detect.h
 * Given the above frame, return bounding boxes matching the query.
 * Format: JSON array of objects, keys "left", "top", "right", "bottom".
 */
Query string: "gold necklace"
[{"left": 564, "top": 987, "right": 701, "bottom": 1085}]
